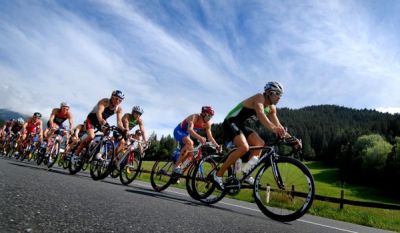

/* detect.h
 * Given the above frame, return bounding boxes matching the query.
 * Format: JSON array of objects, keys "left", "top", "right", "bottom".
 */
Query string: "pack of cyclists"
[{"left": 0, "top": 82, "right": 302, "bottom": 191}]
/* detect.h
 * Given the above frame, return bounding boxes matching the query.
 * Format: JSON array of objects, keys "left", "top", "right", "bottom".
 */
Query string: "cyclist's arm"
[
  {"left": 21, "top": 121, "right": 28, "bottom": 133},
  {"left": 67, "top": 112, "right": 74, "bottom": 132},
  {"left": 49, "top": 108, "right": 57, "bottom": 128},
  {"left": 187, "top": 114, "right": 205, "bottom": 143},
  {"left": 116, "top": 107, "right": 124, "bottom": 129},
  {"left": 121, "top": 113, "right": 130, "bottom": 132},
  {"left": 38, "top": 121, "right": 44, "bottom": 138},
  {"left": 205, "top": 122, "right": 219, "bottom": 147},
  {"left": 137, "top": 119, "right": 147, "bottom": 143},
  {"left": 253, "top": 96, "right": 285, "bottom": 137},
  {"left": 96, "top": 100, "right": 107, "bottom": 125}
]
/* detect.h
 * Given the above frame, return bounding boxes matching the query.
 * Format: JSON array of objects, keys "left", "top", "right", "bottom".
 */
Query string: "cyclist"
[
  {"left": 65, "top": 123, "right": 86, "bottom": 153},
  {"left": 0, "top": 119, "right": 14, "bottom": 145},
  {"left": 114, "top": 106, "right": 147, "bottom": 166},
  {"left": 173, "top": 106, "right": 220, "bottom": 174},
  {"left": 44, "top": 102, "right": 74, "bottom": 139},
  {"left": 71, "top": 90, "right": 125, "bottom": 162},
  {"left": 212, "top": 81, "right": 301, "bottom": 189},
  {"left": 9, "top": 118, "right": 25, "bottom": 147},
  {"left": 22, "top": 112, "right": 43, "bottom": 146}
]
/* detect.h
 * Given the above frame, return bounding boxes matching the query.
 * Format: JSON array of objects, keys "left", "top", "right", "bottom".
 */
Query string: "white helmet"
[
  {"left": 17, "top": 117, "right": 24, "bottom": 125},
  {"left": 264, "top": 81, "right": 283, "bottom": 94},
  {"left": 60, "top": 102, "right": 69, "bottom": 108},
  {"left": 132, "top": 106, "right": 144, "bottom": 115}
]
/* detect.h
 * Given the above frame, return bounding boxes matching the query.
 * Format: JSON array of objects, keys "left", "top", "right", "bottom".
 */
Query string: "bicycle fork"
[{"left": 270, "top": 154, "right": 285, "bottom": 189}]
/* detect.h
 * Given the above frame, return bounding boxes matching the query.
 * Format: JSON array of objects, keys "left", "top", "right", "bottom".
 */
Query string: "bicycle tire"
[
  {"left": 19, "top": 148, "right": 29, "bottom": 161},
  {"left": 119, "top": 151, "right": 142, "bottom": 185},
  {"left": 90, "top": 140, "right": 115, "bottom": 180},
  {"left": 185, "top": 163, "right": 200, "bottom": 200},
  {"left": 62, "top": 154, "right": 70, "bottom": 169},
  {"left": 47, "top": 141, "right": 60, "bottom": 168},
  {"left": 253, "top": 156, "right": 315, "bottom": 222},
  {"left": 150, "top": 159, "right": 174, "bottom": 192},
  {"left": 68, "top": 153, "right": 84, "bottom": 175},
  {"left": 191, "top": 155, "right": 229, "bottom": 204}
]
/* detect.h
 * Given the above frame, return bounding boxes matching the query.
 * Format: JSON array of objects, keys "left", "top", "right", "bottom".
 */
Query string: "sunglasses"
[
  {"left": 271, "top": 91, "right": 282, "bottom": 97},
  {"left": 113, "top": 96, "right": 123, "bottom": 102}
]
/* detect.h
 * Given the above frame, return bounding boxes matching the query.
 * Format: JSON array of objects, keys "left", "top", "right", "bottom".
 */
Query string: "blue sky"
[{"left": 1, "top": 0, "right": 400, "bottom": 137}]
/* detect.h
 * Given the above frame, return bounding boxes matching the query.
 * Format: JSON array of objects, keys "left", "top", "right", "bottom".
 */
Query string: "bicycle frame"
[{"left": 214, "top": 144, "right": 287, "bottom": 191}]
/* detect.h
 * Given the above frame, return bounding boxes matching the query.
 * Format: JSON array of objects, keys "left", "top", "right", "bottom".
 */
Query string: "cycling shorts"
[
  {"left": 173, "top": 124, "right": 189, "bottom": 145},
  {"left": 222, "top": 119, "right": 255, "bottom": 142}
]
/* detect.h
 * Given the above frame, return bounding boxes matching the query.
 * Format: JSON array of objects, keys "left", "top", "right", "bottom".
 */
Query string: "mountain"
[{"left": 0, "top": 108, "right": 29, "bottom": 122}]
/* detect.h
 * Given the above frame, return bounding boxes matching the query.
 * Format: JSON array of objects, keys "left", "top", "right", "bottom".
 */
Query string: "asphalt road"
[{"left": 0, "top": 157, "right": 396, "bottom": 233}]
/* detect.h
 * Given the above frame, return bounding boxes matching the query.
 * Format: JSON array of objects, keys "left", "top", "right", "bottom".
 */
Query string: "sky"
[{"left": 1, "top": 0, "right": 400, "bottom": 137}]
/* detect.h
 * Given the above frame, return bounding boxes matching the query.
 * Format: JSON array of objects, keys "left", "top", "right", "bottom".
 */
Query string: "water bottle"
[
  {"left": 181, "top": 157, "right": 192, "bottom": 170},
  {"left": 242, "top": 156, "right": 259, "bottom": 174},
  {"left": 171, "top": 148, "right": 180, "bottom": 163},
  {"left": 235, "top": 158, "right": 242, "bottom": 173}
]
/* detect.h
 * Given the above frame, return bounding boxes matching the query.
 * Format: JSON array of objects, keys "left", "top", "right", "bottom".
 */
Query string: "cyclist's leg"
[
  {"left": 75, "top": 128, "right": 94, "bottom": 157},
  {"left": 246, "top": 131, "right": 264, "bottom": 157},
  {"left": 176, "top": 136, "right": 193, "bottom": 167},
  {"left": 216, "top": 134, "right": 248, "bottom": 177}
]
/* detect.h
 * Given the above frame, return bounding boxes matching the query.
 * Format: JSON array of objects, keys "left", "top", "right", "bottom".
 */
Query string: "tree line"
[{"left": 144, "top": 105, "right": 400, "bottom": 194}]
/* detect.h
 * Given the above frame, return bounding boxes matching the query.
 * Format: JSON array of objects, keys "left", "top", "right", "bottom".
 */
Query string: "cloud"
[{"left": 1, "top": 0, "right": 400, "bottom": 137}]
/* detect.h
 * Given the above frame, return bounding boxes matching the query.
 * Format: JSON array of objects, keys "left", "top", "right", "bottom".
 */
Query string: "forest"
[{"left": 145, "top": 105, "right": 400, "bottom": 193}]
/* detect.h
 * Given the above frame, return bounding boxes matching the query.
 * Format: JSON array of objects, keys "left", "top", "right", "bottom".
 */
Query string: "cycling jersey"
[
  {"left": 223, "top": 103, "right": 271, "bottom": 142},
  {"left": 86, "top": 99, "right": 119, "bottom": 130},
  {"left": 174, "top": 115, "right": 205, "bottom": 145},
  {"left": 53, "top": 109, "right": 68, "bottom": 125},
  {"left": 11, "top": 123, "right": 23, "bottom": 134},
  {"left": 128, "top": 117, "right": 138, "bottom": 130},
  {"left": 26, "top": 120, "right": 41, "bottom": 134},
  {"left": 4, "top": 121, "right": 13, "bottom": 134}
]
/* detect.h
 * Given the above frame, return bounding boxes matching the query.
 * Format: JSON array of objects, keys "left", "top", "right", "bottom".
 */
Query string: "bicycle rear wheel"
[
  {"left": 191, "top": 155, "right": 229, "bottom": 204},
  {"left": 119, "top": 151, "right": 142, "bottom": 185},
  {"left": 253, "top": 156, "right": 315, "bottom": 222},
  {"left": 150, "top": 159, "right": 174, "bottom": 192}
]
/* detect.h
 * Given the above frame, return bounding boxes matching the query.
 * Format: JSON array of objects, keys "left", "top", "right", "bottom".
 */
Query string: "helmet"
[
  {"left": 201, "top": 106, "right": 214, "bottom": 116},
  {"left": 17, "top": 118, "right": 24, "bottom": 125},
  {"left": 264, "top": 81, "right": 283, "bottom": 94},
  {"left": 33, "top": 112, "right": 42, "bottom": 118},
  {"left": 132, "top": 106, "right": 143, "bottom": 115},
  {"left": 60, "top": 102, "right": 69, "bottom": 108},
  {"left": 135, "top": 129, "right": 142, "bottom": 135},
  {"left": 111, "top": 90, "right": 125, "bottom": 99}
]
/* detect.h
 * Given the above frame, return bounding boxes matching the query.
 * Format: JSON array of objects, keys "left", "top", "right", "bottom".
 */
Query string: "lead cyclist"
[{"left": 212, "top": 81, "right": 301, "bottom": 190}]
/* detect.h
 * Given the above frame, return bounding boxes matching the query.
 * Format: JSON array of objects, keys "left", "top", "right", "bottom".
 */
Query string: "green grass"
[{"left": 134, "top": 160, "right": 400, "bottom": 232}]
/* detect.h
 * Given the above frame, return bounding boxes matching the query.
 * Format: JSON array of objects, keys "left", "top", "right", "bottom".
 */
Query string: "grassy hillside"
[{"left": 137, "top": 161, "right": 400, "bottom": 232}]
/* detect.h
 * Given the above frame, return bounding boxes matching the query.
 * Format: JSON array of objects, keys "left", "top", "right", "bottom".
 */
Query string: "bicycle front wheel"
[
  {"left": 47, "top": 141, "right": 60, "bottom": 168},
  {"left": 191, "top": 155, "right": 229, "bottom": 204},
  {"left": 119, "top": 151, "right": 142, "bottom": 185},
  {"left": 90, "top": 140, "right": 115, "bottom": 180},
  {"left": 253, "top": 156, "right": 315, "bottom": 222},
  {"left": 150, "top": 159, "right": 174, "bottom": 192}
]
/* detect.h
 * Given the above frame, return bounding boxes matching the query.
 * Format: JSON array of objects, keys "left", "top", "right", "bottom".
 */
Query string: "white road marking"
[{"left": 134, "top": 182, "right": 358, "bottom": 233}]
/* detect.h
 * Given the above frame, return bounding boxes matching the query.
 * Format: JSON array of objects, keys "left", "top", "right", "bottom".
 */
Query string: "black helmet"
[
  {"left": 33, "top": 112, "right": 42, "bottom": 118},
  {"left": 111, "top": 90, "right": 125, "bottom": 99}
]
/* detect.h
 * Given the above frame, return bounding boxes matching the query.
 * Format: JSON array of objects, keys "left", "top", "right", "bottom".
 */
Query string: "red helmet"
[{"left": 201, "top": 106, "right": 214, "bottom": 116}]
